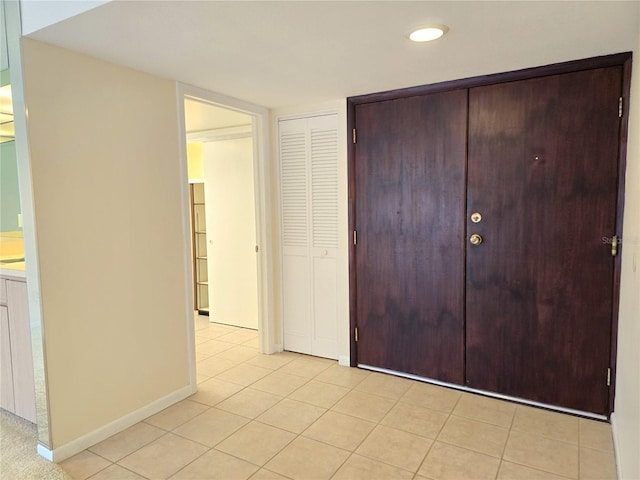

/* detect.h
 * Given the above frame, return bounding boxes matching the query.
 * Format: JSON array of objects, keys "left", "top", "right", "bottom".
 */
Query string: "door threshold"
[{"left": 358, "top": 364, "right": 608, "bottom": 421}]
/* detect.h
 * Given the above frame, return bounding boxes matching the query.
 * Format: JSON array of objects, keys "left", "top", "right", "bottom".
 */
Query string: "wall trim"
[
  {"left": 610, "top": 412, "right": 624, "bottom": 480},
  {"left": 40, "top": 384, "right": 194, "bottom": 463},
  {"left": 338, "top": 356, "right": 350, "bottom": 366},
  {"left": 187, "top": 124, "right": 252, "bottom": 143}
]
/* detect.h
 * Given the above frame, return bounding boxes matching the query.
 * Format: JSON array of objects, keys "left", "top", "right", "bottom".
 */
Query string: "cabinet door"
[
  {"left": 466, "top": 67, "right": 621, "bottom": 414},
  {"left": 279, "top": 114, "right": 339, "bottom": 359},
  {"left": 0, "top": 305, "right": 15, "bottom": 412},
  {"left": 354, "top": 90, "right": 467, "bottom": 382},
  {"left": 6, "top": 280, "right": 36, "bottom": 422}
]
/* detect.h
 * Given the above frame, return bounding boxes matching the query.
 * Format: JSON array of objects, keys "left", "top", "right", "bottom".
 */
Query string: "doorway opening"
[{"left": 184, "top": 98, "right": 259, "bottom": 331}]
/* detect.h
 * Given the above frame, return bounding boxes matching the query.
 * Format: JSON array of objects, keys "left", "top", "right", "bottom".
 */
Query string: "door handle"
[{"left": 470, "top": 234, "right": 483, "bottom": 245}]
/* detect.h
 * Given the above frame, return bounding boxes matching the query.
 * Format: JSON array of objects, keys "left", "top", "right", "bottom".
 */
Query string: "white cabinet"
[
  {"left": 279, "top": 114, "right": 338, "bottom": 359},
  {"left": 0, "top": 276, "right": 36, "bottom": 422}
]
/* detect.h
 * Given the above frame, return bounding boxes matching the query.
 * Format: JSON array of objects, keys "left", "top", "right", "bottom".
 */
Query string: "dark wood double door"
[{"left": 352, "top": 58, "right": 628, "bottom": 415}]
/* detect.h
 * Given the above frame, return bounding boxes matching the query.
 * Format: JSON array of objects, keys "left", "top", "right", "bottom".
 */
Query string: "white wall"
[
  {"left": 21, "top": 38, "right": 192, "bottom": 456},
  {"left": 203, "top": 137, "right": 259, "bottom": 330},
  {"left": 612, "top": 15, "right": 640, "bottom": 479}
]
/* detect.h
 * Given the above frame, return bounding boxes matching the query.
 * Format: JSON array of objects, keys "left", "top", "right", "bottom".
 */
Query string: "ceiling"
[{"left": 24, "top": 1, "right": 640, "bottom": 109}]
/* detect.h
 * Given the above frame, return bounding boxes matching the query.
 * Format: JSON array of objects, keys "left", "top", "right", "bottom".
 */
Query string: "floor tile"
[
  {"left": 437, "top": 415, "right": 509, "bottom": 458},
  {"left": 87, "top": 464, "right": 146, "bottom": 480},
  {"left": 381, "top": 401, "right": 448, "bottom": 439},
  {"left": 277, "top": 356, "right": 334, "bottom": 378},
  {"left": 194, "top": 335, "right": 210, "bottom": 345},
  {"left": 580, "top": 447, "right": 617, "bottom": 479},
  {"left": 144, "top": 400, "right": 208, "bottom": 431},
  {"left": 503, "top": 429, "right": 578, "bottom": 478},
  {"left": 356, "top": 424, "right": 433, "bottom": 472},
  {"left": 189, "top": 377, "right": 245, "bottom": 406},
  {"left": 497, "top": 461, "right": 572, "bottom": 480},
  {"left": 452, "top": 393, "right": 516, "bottom": 428},
  {"left": 331, "top": 454, "right": 414, "bottom": 480},
  {"left": 250, "top": 371, "right": 309, "bottom": 396},
  {"left": 512, "top": 405, "right": 579, "bottom": 445},
  {"left": 197, "top": 339, "right": 235, "bottom": 356},
  {"left": 248, "top": 470, "right": 289, "bottom": 480},
  {"left": 354, "top": 371, "right": 413, "bottom": 400},
  {"left": 195, "top": 352, "right": 212, "bottom": 362},
  {"left": 288, "top": 379, "right": 349, "bottom": 408},
  {"left": 118, "top": 433, "right": 208, "bottom": 479},
  {"left": 417, "top": 441, "right": 500, "bottom": 480},
  {"left": 256, "top": 398, "right": 326, "bottom": 434},
  {"left": 197, "top": 324, "right": 237, "bottom": 339},
  {"left": 214, "top": 364, "right": 272, "bottom": 386},
  {"left": 243, "top": 338, "right": 260, "bottom": 349},
  {"left": 245, "top": 353, "right": 296, "bottom": 370},
  {"left": 169, "top": 449, "right": 259, "bottom": 480},
  {"left": 216, "top": 388, "right": 282, "bottom": 419},
  {"left": 214, "top": 345, "right": 259, "bottom": 363},
  {"left": 60, "top": 450, "right": 112, "bottom": 480},
  {"left": 197, "top": 356, "right": 236, "bottom": 377},
  {"left": 302, "top": 411, "right": 375, "bottom": 451},
  {"left": 197, "top": 373, "right": 211, "bottom": 384},
  {"left": 173, "top": 407, "right": 249, "bottom": 447},
  {"left": 89, "top": 422, "right": 165, "bottom": 462},
  {"left": 264, "top": 436, "right": 349, "bottom": 480},
  {"left": 400, "top": 383, "right": 461, "bottom": 413},
  {"left": 579, "top": 419, "right": 614, "bottom": 452},
  {"left": 216, "top": 421, "right": 295, "bottom": 466},
  {"left": 217, "top": 329, "right": 258, "bottom": 345},
  {"left": 331, "top": 390, "right": 396, "bottom": 423},
  {"left": 313, "top": 364, "right": 370, "bottom": 388}
]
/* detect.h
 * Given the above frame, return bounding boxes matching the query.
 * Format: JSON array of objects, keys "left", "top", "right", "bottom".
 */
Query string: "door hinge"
[
  {"left": 353, "top": 230, "right": 357, "bottom": 245},
  {"left": 352, "top": 128, "right": 357, "bottom": 144},
  {"left": 611, "top": 235, "right": 618, "bottom": 257},
  {"left": 619, "top": 97, "right": 623, "bottom": 118},
  {"left": 255, "top": 245, "right": 259, "bottom": 253},
  {"left": 354, "top": 327, "right": 359, "bottom": 342},
  {"left": 607, "top": 368, "right": 611, "bottom": 387}
]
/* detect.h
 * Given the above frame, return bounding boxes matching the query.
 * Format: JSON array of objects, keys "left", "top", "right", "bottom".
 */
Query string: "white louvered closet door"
[{"left": 279, "top": 114, "right": 338, "bottom": 359}]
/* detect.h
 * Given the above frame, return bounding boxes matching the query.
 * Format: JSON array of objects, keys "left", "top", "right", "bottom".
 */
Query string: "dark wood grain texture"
[
  {"left": 608, "top": 54, "right": 633, "bottom": 412},
  {"left": 465, "top": 67, "right": 623, "bottom": 414},
  {"left": 354, "top": 90, "right": 467, "bottom": 383},
  {"left": 349, "top": 53, "right": 631, "bottom": 106}
]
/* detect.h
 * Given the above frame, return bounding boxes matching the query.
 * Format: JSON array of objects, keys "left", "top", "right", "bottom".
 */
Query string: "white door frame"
[{"left": 176, "top": 83, "right": 276, "bottom": 388}]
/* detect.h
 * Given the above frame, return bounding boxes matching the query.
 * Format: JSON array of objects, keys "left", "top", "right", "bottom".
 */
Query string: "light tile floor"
[{"left": 59, "top": 316, "right": 618, "bottom": 480}]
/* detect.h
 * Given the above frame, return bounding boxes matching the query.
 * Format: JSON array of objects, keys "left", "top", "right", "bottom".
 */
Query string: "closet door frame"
[{"left": 347, "top": 52, "right": 632, "bottom": 414}]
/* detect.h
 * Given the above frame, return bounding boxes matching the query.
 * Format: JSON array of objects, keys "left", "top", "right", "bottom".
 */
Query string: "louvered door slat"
[{"left": 280, "top": 131, "right": 307, "bottom": 248}]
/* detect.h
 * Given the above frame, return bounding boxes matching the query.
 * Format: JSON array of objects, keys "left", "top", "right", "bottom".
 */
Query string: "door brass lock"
[
  {"left": 471, "top": 212, "right": 482, "bottom": 223},
  {"left": 470, "top": 234, "right": 483, "bottom": 245}
]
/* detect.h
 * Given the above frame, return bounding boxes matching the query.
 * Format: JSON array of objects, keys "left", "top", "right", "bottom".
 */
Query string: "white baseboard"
[
  {"left": 610, "top": 412, "right": 623, "bottom": 480},
  {"left": 338, "top": 355, "right": 350, "bottom": 366},
  {"left": 37, "top": 443, "right": 53, "bottom": 461},
  {"left": 39, "top": 384, "right": 194, "bottom": 463}
]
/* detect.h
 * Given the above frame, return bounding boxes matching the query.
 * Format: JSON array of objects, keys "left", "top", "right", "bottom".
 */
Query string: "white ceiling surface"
[
  {"left": 24, "top": 1, "right": 640, "bottom": 109},
  {"left": 184, "top": 98, "right": 252, "bottom": 133}
]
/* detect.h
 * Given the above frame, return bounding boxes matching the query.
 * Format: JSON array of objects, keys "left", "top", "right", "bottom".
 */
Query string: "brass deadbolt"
[{"left": 470, "top": 234, "right": 483, "bottom": 245}]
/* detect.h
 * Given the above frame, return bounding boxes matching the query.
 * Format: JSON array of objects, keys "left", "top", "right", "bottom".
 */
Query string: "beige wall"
[
  {"left": 21, "top": 39, "right": 191, "bottom": 449},
  {"left": 187, "top": 142, "right": 203, "bottom": 181},
  {"left": 613, "top": 19, "right": 640, "bottom": 479}
]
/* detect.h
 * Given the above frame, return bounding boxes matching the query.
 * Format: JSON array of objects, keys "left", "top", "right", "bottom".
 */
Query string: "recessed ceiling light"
[{"left": 409, "top": 25, "right": 448, "bottom": 42}]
